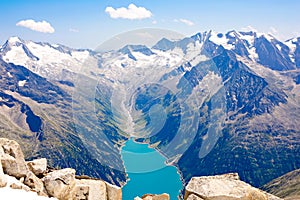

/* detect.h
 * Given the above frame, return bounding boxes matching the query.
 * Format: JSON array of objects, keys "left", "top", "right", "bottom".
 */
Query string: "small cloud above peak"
[
  {"left": 174, "top": 18, "right": 194, "bottom": 26},
  {"left": 16, "top": 19, "right": 55, "bottom": 33},
  {"left": 105, "top": 4, "right": 152, "bottom": 20}
]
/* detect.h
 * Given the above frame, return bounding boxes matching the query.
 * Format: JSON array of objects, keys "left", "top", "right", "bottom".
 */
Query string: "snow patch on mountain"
[
  {"left": 257, "top": 33, "right": 275, "bottom": 42},
  {"left": 239, "top": 33, "right": 255, "bottom": 47},
  {"left": 2, "top": 45, "right": 31, "bottom": 66},
  {"left": 285, "top": 39, "right": 297, "bottom": 63},
  {"left": 1, "top": 37, "right": 92, "bottom": 80},
  {"left": 209, "top": 32, "right": 234, "bottom": 50},
  {"left": 7, "top": 36, "right": 22, "bottom": 44},
  {"left": 276, "top": 44, "right": 282, "bottom": 51},
  {"left": 18, "top": 80, "right": 27, "bottom": 87}
]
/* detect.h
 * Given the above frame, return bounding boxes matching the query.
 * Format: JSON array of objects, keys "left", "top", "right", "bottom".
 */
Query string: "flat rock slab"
[{"left": 185, "top": 173, "right": 282, "bottom": 200}]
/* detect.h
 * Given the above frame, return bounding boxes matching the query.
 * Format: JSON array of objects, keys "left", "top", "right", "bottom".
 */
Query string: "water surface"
[{"left": 121, "top": 139, "right": 183, "bottom": 200}]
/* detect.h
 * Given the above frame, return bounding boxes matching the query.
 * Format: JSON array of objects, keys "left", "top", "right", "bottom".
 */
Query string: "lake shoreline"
[{"left": 120, "top": 138, "right": 185, "bottom": 199}]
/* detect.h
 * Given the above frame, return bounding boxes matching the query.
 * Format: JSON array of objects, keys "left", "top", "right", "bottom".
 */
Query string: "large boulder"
[
  {"left": 5, "top": 174, "right": 31, "bottom": 192},
  {"left": 72, "top": 184, "right": 89, "bottom": 200},
  {"left": 43, "top": 168, "right": 76, "bottom": 200},
  {"left": 26, "top": 158, "right": 47, "bottom": 176},
  {"left": 105, "top": 181, "right": 122, "bottom": 200},
  {"left": 24, "top": 171, "right": 48, "bottom": 196},
  {"left": 0, "top": 138, "right": 28, "bottom": 178},
  {"left": 0, "top": 160, "right": 7, "bottom": 187},
  {"left": 184, "top": 173, "right": 282, "bottom": 200},
  {"left": 74, "top": 179, "right": 107, "bottom": 200},
  {"left": 144, "top": 193, "right": 170, "bottom": 200},
  {"left": 135, "top": 193, "right": 170, "bottom": 200},
  {"left": 186, "top": 194, "right": 204, "bottom": 200}
]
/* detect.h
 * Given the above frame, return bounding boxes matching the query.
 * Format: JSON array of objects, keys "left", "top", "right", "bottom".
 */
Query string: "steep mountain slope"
[
  {"left": 0, "top": 56, "right": 127, "bottom": 186},
  {"left": 261, "top": 169, "right": 300, "bottom": 200},
  {"left": 0, "top": 31, "right": 299, "bottom": 190},
  {"left": 127, "top": 31, "right": 300, "bottom": 187}
]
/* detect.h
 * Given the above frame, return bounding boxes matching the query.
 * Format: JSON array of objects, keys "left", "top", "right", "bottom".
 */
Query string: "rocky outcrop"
[
  {"left": 74, "top": 179, "right": 107, "bottom": 200},
  {"left": 106, "top": 181, "right": 122, "bottom": 200},
  {"left": 0, "top": 138, "right": 285, "bottom": 200},
  {"left": 9, "top": 175, "right": 31, "bottom": 191},
  {"left": 24, "top": 171, "right": 48, "bottom": 196},
  {"left": 43, "top": 168, "right": 76, "bottom": 199},
  {"left": 26, "top": 158, "right": 47, "bottom": 176},
  {"left": 185, "top": 194, "right": 203, "bottom": 200},
  {"left": 0, "top": 138, "right": 122, "bottom": 200},
  {"left": 184, "top": 173, "right": 283, "bottom": 200},
  {"left": 0, "top": 138, "right": 28, "bottom": 178},
  {"left": 0, "top": 160, "right": 7, "bottom": 187},
  {"left": 134, "top": 193, "right": 170, "bottom": 200}
]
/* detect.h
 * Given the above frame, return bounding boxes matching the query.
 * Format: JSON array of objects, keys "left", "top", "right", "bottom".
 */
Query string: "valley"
[{"left": 0, "top": 30, "right": 299, "bottom": 198}]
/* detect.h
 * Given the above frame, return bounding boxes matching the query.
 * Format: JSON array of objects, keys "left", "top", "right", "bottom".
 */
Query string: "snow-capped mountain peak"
[
  {"left": 1, "top": 37, "right": 24, "bottom": 52},
  {"left": 0, "top": 37, "right": 92, "bottom": 80},
  {"left": 7, "top": 36, "right": 23, "bottom": 45},
  {"left": 118, "top": 44, "right": 155, "bottom": 61},
  {"left": 0, "top": 30, "right": 299, "bottom": 85}
]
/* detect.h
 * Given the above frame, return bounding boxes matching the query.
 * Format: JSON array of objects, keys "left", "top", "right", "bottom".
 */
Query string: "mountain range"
[{"left": 0, "top": 30, "right": 299, "bottom": 189}]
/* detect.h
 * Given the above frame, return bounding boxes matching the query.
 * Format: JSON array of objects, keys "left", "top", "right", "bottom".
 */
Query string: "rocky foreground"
[
  {"left": 0, "top": 138, "right": 121, "bottom": 200},
  {"left": 0, "top": 138, "right": 284, "bottom": 200}
]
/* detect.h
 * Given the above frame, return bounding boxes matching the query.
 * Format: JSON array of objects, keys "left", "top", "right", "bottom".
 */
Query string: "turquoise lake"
[{"left": 121, "top": 139, "right": 183, "bottom": 200}]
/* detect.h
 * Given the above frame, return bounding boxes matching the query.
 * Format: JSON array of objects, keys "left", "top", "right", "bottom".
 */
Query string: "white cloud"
[
  {"left": 174, "top": 18, "right": 194, "bottom": 26},
  {"left": 16, "top": 19, "right": 55, "bottom": 33},
  {"left": 105, "top": 4, "right": 152, "bottom": 20},
  {"left": 152, "top": 20, "right": 157, "bottom": 24}
]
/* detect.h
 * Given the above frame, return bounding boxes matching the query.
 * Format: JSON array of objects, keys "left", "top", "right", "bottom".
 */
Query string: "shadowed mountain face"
[
  {"left": 0, "top": 30, "right": 299, "bottom": 189},
  {"left": 0, "top": 59, "right": 127, "bottom": 186}
]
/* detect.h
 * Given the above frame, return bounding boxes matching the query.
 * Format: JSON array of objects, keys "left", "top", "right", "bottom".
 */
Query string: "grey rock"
[
  {"left": 24, "top": 171, "right": 48, "bottom": 196},
  {"left": 6, "top": 175, "right": 31, "bottom": 192},
  {"left": 137, "top": 193, "right": 170, "bottom": 200},
  {"left": 26, "top": 158, "right": 47, "bottom": 176},
  {"left": 0, "top": 159, "right": 7, "bottom": 187},
  {"left": 75, "top": 179, "right": 107, "bottom": 200},
  {"left": 0, "top": 138, "right": 28, "bottom": 178},
  {"left": 105, "top": 181, "right": 122, "bottom": 200},
  {"left": 73, "top": 184, "right": 89, "bottom": 200},
  {"left": 43, "top": 168, "right": 76, "bottom": 200},
  {"left": 184, "top": 173, "right": 283, "bottom": 200},
  {"left": 186, "top": 194, "right": 204, "bottom": 200}
]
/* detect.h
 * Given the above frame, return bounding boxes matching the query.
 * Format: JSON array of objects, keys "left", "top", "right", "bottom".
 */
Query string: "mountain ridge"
[{"left": 0, "top": 30, "right": 299, "bottom": 190}]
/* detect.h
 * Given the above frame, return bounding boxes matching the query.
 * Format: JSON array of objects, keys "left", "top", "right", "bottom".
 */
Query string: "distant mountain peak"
[
  {"left": 119, "top": 44, "right": 154, "bottom": 61},
  {"left": 7, "top": 36, "right": 23, "bottom": 45}
]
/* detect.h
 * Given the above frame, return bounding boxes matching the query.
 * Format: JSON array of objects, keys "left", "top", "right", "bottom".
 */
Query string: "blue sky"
[{"left": 0, "top": 0, "right": 299, "bottom": 49}]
